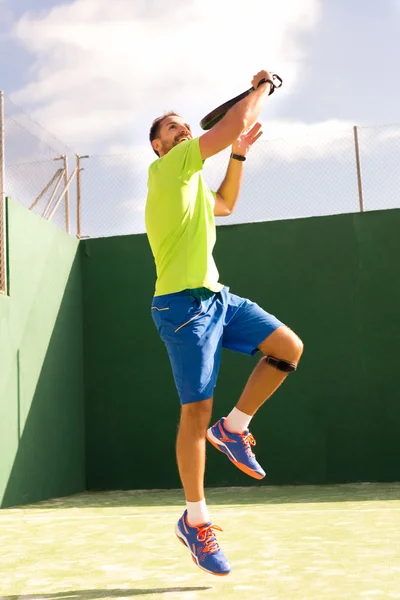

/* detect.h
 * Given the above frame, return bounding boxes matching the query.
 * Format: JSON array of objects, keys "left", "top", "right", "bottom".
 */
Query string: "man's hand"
[{"left": 232, "top": 122, "right": 263, "bottom": 156}]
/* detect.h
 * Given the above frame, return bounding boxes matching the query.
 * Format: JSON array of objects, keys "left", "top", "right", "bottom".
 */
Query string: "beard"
[
  {"left": 160, "top": 136, "right": 190, "bottom": 155},
  {"left": 160, "top": 140, "right": 175, "bottom": 155}
]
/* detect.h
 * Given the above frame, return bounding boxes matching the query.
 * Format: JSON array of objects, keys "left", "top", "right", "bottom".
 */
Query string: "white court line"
[{"left": 1, "top": 507, "right": 400, "bottom": 523}]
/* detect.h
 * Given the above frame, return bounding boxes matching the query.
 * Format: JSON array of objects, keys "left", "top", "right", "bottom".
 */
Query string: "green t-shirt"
[{"left": 145, "top": 137, "right": 224, "bottom": 296}]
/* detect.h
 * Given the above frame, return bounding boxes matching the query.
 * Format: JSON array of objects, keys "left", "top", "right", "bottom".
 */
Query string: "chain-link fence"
[
  {"left": 79, "top": 123, "right": 400, "bottom": 238},
  {"left": 2, "top": 93, "right": 84, "bottom": 238},
  {"left": 1, "top": 89, "right": 400, "bottom": 260}
]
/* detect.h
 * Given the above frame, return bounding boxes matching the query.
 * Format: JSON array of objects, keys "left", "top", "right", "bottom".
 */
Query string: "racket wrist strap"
[
  {"left": 230, "top": 153, "right": 246, "bottom": 162},
  {"left": 256, "top": 78, "right": 275, "bottom": 95}
]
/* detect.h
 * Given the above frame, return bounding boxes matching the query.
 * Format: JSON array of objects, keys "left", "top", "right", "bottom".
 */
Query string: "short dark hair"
[{"left": 149, "top": 111, "right": 181, "bottom": 156}]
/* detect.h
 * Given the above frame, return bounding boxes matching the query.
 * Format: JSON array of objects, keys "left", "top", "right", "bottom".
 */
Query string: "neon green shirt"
[{"left": 145, "top": 137, "right": 224, "bottom": 296}]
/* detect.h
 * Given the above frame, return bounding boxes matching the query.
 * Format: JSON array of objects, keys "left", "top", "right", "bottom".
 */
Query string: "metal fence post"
[
  {"left": 353, "top": 125, "right": 365, "bottom": 213},
  {"left": 0, "top": 90, "right": 6, "bottom": 295},
  {"left": 76, "top": 154, "right": 89, "bottom": 239},
  {"left": 63, "top": 155, "right": 70, "bottom": 234}
]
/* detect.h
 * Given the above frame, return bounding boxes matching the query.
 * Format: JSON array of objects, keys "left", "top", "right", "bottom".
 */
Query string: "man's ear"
[{"left": 152, "top": 139, "right": 161, "bottom": 156}]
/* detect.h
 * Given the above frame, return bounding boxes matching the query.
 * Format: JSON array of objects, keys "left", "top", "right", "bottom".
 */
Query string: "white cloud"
[
  {"left": 372, "top": 123, "right": 400, "bottom": 141},
  {"left": 260, "top": 119, "right": 353, "bottom": 141},
  {"left": 200, "top": 119, "right": 354, "bottom": 188},
  {"left": 11, "top": 0, "right": 322, "bottom": 150},
  {"left": 255, "top": 118, "right": 355, "bottom": 161}
]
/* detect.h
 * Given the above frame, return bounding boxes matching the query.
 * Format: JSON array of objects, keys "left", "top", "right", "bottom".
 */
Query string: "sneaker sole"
[
  {"left": 206, "top": 428, "right": 265, "bottom": 480},
  {"left": 175, "top": 524, "right": 230, "bottom": 577}
]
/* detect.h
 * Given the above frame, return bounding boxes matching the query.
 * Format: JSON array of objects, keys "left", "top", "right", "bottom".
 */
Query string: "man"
[{"left": 145, "top": 69, "right": 303, "bottom": 576}]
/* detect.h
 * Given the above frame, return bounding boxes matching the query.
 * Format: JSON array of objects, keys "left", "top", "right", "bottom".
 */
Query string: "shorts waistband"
[{"left": 155, "top": 287, "right": 218, "bottom": 301}]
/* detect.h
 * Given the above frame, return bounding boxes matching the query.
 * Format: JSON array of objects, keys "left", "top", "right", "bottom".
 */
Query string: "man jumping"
[{"left": 145, "top": 69, "right": 304, "bottom": 576}]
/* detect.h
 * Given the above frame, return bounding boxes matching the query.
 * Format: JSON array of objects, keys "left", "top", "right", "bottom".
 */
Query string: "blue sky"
[
  {"left": 279, "top": 0, "right": 400, "bottom": 125},
  {"left": 1, "top": 0, "right": 400, "bottom": 236}
]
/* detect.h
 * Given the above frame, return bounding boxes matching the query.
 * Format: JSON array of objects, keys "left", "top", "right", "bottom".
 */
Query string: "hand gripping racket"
[{"left": 200, "top": 74, "right": 283, "bottom": 131}]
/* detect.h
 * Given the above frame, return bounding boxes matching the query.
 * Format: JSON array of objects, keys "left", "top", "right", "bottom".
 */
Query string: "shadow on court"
[{"left": 0, "top": 588, "right": 212, "bottom": 600}]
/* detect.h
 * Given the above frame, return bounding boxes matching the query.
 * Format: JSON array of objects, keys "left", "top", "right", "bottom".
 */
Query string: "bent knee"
[
  {"left": 180, "top": 398, "right": 213, "bottom": 428},
  {"left": 288, "top": 330, "right": 304, "bottom": 358},
  {"left": 260, "top": 326, "right": 304, "bottom": 362}
]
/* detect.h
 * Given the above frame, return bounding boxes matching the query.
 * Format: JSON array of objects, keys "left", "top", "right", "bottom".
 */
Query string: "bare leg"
[
  {"left": 236, "top": 326, "right": 303, "bottom": 417},
  {"left": 176, "top": 398, "right": 213, "bottom": 502}
]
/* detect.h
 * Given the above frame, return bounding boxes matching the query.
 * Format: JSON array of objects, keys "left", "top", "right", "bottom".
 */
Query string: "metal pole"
[
  {"left": 42, "top": 170, "right": 65, "bottom": 218},
  {"left": 30, "top": 168, "right": 63, "bottom": 211},
  {"left": 63, "top": 155, "right": 70, "bottom": 234},
  {"left": 76, "top": 154, "right": 89, "bottom": 239},
  {"left": 76, "top": 155, "right": 81, "bottom": 239},
  {"left": 353, "top": 125, "right": 364, "bottom": 213},
  {"left": 0, "top": 90, "right": 6, "bottom": 295},
  {"left": 48, "top": 168, "right": 78, "bottom": 221}
]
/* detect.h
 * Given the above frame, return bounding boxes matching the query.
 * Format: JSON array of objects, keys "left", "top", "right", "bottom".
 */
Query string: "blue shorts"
[{"left": 151, "top": 286, "right": 284, "bottom": 405}]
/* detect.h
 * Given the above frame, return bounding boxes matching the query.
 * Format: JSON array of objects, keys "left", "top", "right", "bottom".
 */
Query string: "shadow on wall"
[{"left": 1, "top": 252, "right": 85, "bottom": 508}]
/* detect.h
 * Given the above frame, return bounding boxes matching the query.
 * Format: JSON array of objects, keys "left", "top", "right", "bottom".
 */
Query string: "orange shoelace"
[
  {"left": 241, "top": 432, "right": 256, "bottom": 457},
  {"left": 196, "top": 524, "right": 222, "bottom": 554}
]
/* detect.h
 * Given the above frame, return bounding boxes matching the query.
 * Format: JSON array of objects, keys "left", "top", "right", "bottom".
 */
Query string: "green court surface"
[{"left": 1, "top": 484, "right": 400, "bottom": 600}]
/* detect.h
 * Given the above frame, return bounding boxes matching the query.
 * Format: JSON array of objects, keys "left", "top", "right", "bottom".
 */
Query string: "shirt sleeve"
[{"left": 159, "top": 137, "right": 204, "bottom": 182}]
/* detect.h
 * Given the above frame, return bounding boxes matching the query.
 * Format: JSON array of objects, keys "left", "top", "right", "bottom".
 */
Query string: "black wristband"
[{"left": 230, "top": 153, "right": 246, "bottom": 162}]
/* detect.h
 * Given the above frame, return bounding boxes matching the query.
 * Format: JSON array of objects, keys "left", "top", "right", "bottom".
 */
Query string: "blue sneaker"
[
  {"left": 207, "top": 417, "right": 266, "bottom": 480},
  {"left": 175, "top": 510, "right": 231, "bottom": 576}
]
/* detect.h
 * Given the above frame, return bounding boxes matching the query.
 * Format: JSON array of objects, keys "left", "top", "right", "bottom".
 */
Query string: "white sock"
[
  {"left": 186, "top": 499, "right": 209, "bottom": 526},
  {"left": 224, "top": 407, "right": 252, "bottom": 433}
]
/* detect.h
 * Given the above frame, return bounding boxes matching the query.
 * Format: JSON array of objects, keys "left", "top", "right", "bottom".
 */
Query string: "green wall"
[
  {"left": 0, "top": 199, "right": 85, "bottom": 508},
  {"left": 2, "top": 202, "right": 399, "bottom": 506},
  {"left": 82, "top": 209, "right": 400, "bottom": 491}
]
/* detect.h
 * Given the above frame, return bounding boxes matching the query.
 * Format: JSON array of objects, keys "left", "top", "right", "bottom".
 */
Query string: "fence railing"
[{"left": 1, "top": 90, "right": 400, "bottom": 255}]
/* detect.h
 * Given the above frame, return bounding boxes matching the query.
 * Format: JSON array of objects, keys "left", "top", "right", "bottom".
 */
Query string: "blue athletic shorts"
[{"left": 151, "top": 286, "right": 284, "bottom": 405}]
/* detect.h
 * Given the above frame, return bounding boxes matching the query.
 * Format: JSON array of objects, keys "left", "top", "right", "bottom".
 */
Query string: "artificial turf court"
[{"left": 1, "top": 483, "right": 399, "bottom": 599}]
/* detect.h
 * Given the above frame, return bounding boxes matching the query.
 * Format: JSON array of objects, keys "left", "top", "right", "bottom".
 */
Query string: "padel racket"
[{"left": 200, "top": 74, "right": 283, "bottom": 131}]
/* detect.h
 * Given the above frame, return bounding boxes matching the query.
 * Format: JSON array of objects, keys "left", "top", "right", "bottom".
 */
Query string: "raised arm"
[{"left": 199, "top": 69, "right": 273, "bottom": 161}]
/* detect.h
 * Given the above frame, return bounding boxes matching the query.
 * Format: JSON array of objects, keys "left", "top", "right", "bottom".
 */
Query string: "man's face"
[{"left": 153, "top": 116, "right": 192, "bottom": 157}]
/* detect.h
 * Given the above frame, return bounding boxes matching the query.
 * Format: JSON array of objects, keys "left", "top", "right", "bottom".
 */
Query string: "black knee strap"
[{"left": 265, "top": 356, "right": 297, "bottom": 373}]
